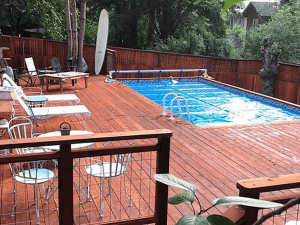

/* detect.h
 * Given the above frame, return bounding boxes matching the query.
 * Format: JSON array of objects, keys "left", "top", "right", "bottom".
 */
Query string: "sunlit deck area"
[{"left": 1, "top": 75, "right": 300, "bottom": 224}]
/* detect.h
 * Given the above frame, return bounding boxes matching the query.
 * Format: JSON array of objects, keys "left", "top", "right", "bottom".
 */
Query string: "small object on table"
[{"left": 59, "top": 122, "right": 71, "bottom": 136}]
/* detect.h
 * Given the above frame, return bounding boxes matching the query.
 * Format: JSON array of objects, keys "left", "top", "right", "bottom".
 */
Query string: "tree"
[
  {"left": 66, "top": 0, "right": 73, "bottom": 59},
  {"left": 243, "top": 0, "right": 300, "bottom": 64},
  {"left": 0, "top": 0, "right": 65, "bottom": 40},
  {"left": 78, "top": 0, "right": 87, "bottom": 71},
  {"left": 65, "top": 0, "right": 87, "bottom": 72}
]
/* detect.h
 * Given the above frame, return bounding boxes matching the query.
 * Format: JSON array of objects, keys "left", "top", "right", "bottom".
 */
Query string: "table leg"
[
  {"left": 60, "top": 79, "right": 63, "bottom": 92},
  {"left": 85, "top": 76, "right": 88, "bottom": 88},
  {"left": 46, "top": 78, "right": 50, "bottom": 91}
]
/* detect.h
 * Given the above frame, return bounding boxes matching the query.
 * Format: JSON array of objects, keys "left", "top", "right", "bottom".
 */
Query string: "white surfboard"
[{"left": 95, "top": 9, "right": 109, "bottom": 75}]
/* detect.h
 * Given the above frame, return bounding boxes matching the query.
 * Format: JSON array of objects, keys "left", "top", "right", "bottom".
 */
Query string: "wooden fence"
[{"left": 2, "top": 35, "right": 300, "bottom": 105}]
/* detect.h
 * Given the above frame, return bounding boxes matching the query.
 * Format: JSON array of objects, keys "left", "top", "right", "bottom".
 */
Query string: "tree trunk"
[
  {"left": 78, "top": 0, "right": 87, "bottom": 72},
  {"left": 65, "top": 0, "right": 72, "bottom": 64},
  {"left": 71, "top": 0, "right": 78, "bottom": 69},
  {"left": 147, "top": 6, "right": 155, "bottom": 45},
  {"left": 129, "top": 0, "right": 138, "bottom": 48}
]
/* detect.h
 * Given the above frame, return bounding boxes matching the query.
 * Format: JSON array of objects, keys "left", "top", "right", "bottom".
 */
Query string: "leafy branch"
[{"left": 154, "top": 174, "right": 283, "bottom": 225}]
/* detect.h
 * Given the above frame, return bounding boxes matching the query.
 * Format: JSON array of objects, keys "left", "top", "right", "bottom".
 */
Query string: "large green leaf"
[
  {"left": 168, "top": 192, "right": 195, "bottom": 205},
  {"left": 176, "top": 215, "right": 209, "bottom": 225},
  {"left": 194, "top": 0, "right": 246, "bottom": 14},
  {"left": 212, "top": 196, "right": 283, "bottom": 208},
  {"left": 222, "top": 0, "right": 246, "bottom": 14},
  {"left": 207, "top": 215, "right": 235, "bottom": 225},
  {"left": 154, "top": 174, "right": 196, "bottom": 194}
]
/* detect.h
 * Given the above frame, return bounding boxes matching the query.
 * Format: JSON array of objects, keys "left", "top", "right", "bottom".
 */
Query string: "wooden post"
[
  {"left": 238, "top": 191, "right": 260, "bottom": 225},
  {"left": 58, "top": 143, "right": 73, "bottom": 224},
  {"left": 155, "top": 136, "right": 171, "bottom": 225}
]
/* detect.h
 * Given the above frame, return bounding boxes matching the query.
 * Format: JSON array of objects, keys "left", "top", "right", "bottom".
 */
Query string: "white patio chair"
[
  {"left": 9, "top": 160, "right": 57, "bottom": 224},
  {"left": 2, "top": 73, "right": 80, "bottom": 105},
  {"left": 8, "top": 116, "right": 58, "bottom": 165},
  {"left": 23, "top": 57, "right": 42, "bottom": 86},
  {"left": 8, "top": 116, "right": 58, "bottom": 224},
  {"left": 14, "top": 92, "right": 90, "bottom": 129},
  {"left": 83, "top": 140, "right": 134, "bottom": 217}
]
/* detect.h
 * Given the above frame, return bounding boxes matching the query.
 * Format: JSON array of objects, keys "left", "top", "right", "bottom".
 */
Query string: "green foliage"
[
  {"left": 0, "top": 0, "right": 65, "bottom": 40},
  {"left": 243, "top": 0, "right": 300, "bottom": 64},
  {"left": 84, "top": 19, "right": 98, "bottom": 45},
  {"left": 30, "top": 0, "right": 66, "bottom": 40},
  {"left": 226, "top": 24, "right": 246, "bottom": 58},
  {"left": 154, "top": 174, "right": 283, "bottom": 225},
  {"left": 221, "top": 0, "right": 246, "bottom": 14},
  {"left": 148, "top": 29, "right": 239, "bottom": 58},
  {"left": 177, "top": 215, "right": 209, "bottom": 225}
]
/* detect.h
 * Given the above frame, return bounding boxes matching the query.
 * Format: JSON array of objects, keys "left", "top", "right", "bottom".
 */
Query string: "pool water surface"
[{"left": 120, "top": 79, "right": 300, "bottom": 127}]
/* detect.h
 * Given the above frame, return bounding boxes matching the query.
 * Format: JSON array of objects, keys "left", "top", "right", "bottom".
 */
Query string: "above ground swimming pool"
[{"left": 120, "top": 78, "right": 300, "bottom": 127}]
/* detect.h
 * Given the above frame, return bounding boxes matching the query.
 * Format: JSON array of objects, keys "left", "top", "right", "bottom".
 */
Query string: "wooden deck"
[{"left": 2, "top": 75, "right": 300, "bottom": 224}]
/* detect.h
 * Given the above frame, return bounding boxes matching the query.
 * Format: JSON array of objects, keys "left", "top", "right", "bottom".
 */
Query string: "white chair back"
[
  {"left": 8, "top": 116, "right": 34, "bottom": 154},
  {"left": 25, "top": 57, "right": 38, "bottom": 76}
]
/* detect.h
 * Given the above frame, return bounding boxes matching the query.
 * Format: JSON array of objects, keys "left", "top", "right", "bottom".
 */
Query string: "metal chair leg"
[
  {"left": 11, "top": 181, "right": 17, "bottom": 218},
  {"left": 101, "top": 178, "right": 105, "bottom": 217},
  {"left": 123, "top": 173, "right": 131, "bottom": 206},
  {"left": 35, "top": 186, "right": 40, "bottom": 224}
]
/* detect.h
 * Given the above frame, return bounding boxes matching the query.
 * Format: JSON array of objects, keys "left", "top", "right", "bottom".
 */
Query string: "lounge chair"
[
  {"left": 2, "top": 73, "right": 80, "bottom": 105},
  {"left": 23, "top": 57, "right": 56, "bottom": 86},
  {"left": 50, "top": 57, "right": 64, "bottom": 73},
  {"left": 14, "top": 91, "right": 90, "bottom": 129}
]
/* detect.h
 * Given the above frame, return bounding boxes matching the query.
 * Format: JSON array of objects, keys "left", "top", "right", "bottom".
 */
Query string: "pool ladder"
[{"left": 162, "top": 93, "right": 190, "bottom": 121}]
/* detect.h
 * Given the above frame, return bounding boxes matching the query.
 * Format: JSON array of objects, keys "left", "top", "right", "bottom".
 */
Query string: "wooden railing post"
[
  {"left": 155, "top": 136, "right": 171, "bottom": 225},
  {"left": 58, "top": 143, "right": 73, "bottom": 224},
  {"left": 238, "top": 191, "right": 260, "bottom": 225}
]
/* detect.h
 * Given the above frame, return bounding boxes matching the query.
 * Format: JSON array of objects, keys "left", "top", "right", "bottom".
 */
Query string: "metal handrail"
[
  {"left": 162, "top": 93, "right": 178, "bottom": 116},
  {"left": 109, "top": 69, "right": 208, "bottom": 81},
  {"left": 169, "top": 96, "right": 190, "bottom": 122}
]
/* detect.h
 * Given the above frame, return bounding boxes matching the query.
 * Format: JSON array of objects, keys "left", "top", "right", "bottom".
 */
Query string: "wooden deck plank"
[{"left": 3, "top": 75, "right": 300, "bottom": 224}]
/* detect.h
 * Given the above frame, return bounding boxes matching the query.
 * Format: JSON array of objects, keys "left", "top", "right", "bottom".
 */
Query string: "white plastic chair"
[
  {"left": 9, "top": 158, "right": 57, "bottom": 224},
  {"left": 83, "top": 141, "right": 134, "bottom": 217},
  {"left": 24, "top": 57, "right": 41, "bottom": 86},
  {"left": 8, "top": 116, "right": 50, "bottom": 153},
  {"left": 8, "top": 116, "right": 58, "bottom": 224}
]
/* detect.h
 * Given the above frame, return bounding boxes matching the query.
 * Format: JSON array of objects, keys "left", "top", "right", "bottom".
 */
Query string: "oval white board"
[{"left": 95, "top": 9, "right": 109, "bottom": 75}]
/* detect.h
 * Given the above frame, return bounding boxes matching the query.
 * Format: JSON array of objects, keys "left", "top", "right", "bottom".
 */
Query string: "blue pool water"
[{"left": 120, "top": 78, "right": 300, "bottom": 126}]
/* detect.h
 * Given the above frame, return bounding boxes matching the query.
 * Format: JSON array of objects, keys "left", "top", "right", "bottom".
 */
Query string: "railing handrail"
[
  {"left": 109, "top": 69, "right": 208, "bottom": 80},
  {"left": 169, "top": 96, "right": 191, "bottom": 121},
  {"left": 0, "top": 129, "right": 172, "bottom": 225},
  {"left": 224, "top": 173, "right": 300, "bottom": 225},
  {"left": 0, "top": 129, "right": 172, "bottom": 150}
]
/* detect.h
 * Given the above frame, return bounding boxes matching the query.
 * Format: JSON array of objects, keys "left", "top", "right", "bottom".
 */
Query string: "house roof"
[{"left": 243, "top": 1, "right": 278, "bottom": 17}]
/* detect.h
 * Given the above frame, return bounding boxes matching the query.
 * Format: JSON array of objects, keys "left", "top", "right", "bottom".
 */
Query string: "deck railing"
[
  {"left": 224, "top": 174, "right": 300, "bottom": 224},
  {"left": 0, "top": 129, "right": 172, "bottom": 225}
]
